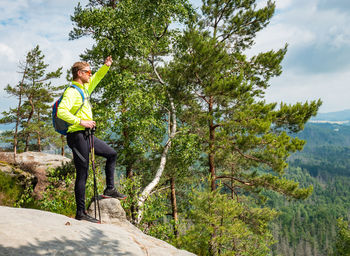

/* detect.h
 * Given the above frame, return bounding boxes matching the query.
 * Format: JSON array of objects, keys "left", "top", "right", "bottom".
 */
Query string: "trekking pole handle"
[
  {"left": 91, "top": 126, "right": 96, "bottom": 135},
  {"left": 84, "top": 126, "right": 96, "bottom": 136}
]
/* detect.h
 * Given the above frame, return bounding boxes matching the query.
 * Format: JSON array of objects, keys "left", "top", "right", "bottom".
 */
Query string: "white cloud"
[
  {"left": 0, "top": 0, "right": 29, "bottom": 21},
  {"left": 276, "top": 0, "right": 293, "bottom": 10},
  {"left": 0, "top": 44, "right": 16, "bottom": 62},
  {"left": 247, "top": 23, "right": 315, "bottom": 57},
  {"left": 0, "top": 0, "right": 92, "bottom": 114},
  {"left": 256, "top": 0, "right": 293, "bottom": 10},
  {"left": 247, "top": 0, "right": 350, "bottom": 113},
  {"left": 265, "top": 69, "right": 350, "bottom": 113}
]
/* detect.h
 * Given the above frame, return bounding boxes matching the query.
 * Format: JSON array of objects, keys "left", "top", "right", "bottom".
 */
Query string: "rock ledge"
[{"left": 0, "top": 206, "right": 195, "bottom": 256}]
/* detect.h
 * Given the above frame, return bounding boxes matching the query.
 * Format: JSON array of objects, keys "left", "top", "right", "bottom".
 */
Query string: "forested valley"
[{"left": 267, "top": 123, "right": 350, "bottom": 255}]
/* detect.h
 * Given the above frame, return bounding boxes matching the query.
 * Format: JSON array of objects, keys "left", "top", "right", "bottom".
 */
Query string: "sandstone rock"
[
  {"left": 0, "top": 152, "right": 71, "bottom": 198},
  {"left": 87, "top": 197, "right": 127, "bottom": 226},
  {"left": 0, "top": 161, "right": 35, "bottom": 186},
  {"left": 86, "top": 197, "right": 183, "bottom": 254},
  {"left": 0, "top": 206, "right": 195, "bottom": 256},
  {"left": 0, "top": 151, "right": 71, "bottom": 169}
]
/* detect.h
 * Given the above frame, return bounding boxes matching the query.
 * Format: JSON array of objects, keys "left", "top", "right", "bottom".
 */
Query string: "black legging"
[{"left": 67, "top": 130, "right": 117, "bottom": 214}]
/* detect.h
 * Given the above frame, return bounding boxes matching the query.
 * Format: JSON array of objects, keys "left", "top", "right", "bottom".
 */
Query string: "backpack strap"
[{"left": 69, "top": 84, "right": 86, "bottom": 115}]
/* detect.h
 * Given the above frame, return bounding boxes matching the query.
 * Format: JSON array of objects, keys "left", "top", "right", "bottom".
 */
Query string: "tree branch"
[
  {"left": 233, "top": 145, "right": 272, "bottom": 167},
  {"left": 193, "top": 90, "right": 210, "bottom": 104},
  {"left": 149, "top": 186, "right": 171, "bottom": 197},
  {"left": 216, "top": 175, "right": 252, "bottom": 186},
  {"left": 223, "top": 182, "right": 239, "bottom": 202}
]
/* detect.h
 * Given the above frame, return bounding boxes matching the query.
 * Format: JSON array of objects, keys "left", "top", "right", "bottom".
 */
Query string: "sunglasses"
[{"left": 80, "top": 69, "right": 92, "bottom": 76}]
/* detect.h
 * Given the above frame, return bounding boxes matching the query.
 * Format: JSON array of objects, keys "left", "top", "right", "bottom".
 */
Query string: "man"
[{"left": 57, "top": 56, "right": 126, "bottom": 223}]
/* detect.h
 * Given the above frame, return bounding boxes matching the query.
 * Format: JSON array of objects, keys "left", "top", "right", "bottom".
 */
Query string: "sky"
[{"left": 0, "top": 0, "right": 350, "bottom": 114}]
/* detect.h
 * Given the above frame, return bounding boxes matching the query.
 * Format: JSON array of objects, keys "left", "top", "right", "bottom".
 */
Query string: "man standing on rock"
[{"left": 57, "top": 56, "right": 126, "bottom": 223}]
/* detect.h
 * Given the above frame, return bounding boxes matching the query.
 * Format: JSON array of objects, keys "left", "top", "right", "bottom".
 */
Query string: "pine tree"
[
  {"left": 178, "top": 184, "right": 277, "bottom": 255},
  {"left": 165, "top": 0, "right": 321, "bottom": 253},
  {"left": 334, "top": 218, "right": 350, "bottom": 256},
  {"left": 22, "top": 46, "right": 62, "bottom": 151},
  {"left": 0, "top": 45, "right": 62, "bottom": 153},
  {"left": 169, "top": 0, "right": 321, "bottom": 196}
]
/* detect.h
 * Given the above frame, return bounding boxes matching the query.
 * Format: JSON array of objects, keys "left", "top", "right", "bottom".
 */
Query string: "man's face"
[{"left": 78, "top": 66, "right": 92, "bottom": 84}]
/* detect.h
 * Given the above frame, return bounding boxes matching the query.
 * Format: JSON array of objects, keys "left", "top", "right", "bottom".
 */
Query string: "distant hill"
[
  {"left": 291, "top": 122, "right": 350, "bottom": 177},
  {"left": 312, "top": 109, "right": 350, "bottom": 121},
  {"left": 296, "top": 122, "right": 350, "bottom": 147}
]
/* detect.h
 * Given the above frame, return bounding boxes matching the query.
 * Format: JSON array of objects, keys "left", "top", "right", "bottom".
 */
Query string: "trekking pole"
[{"left": 88, "top": 127, "right": 101, "bottom": 223}]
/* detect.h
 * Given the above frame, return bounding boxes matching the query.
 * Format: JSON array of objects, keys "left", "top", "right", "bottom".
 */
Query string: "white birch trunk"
[{"left": 136, "top": 93, "right": 177, "bottom": 224}]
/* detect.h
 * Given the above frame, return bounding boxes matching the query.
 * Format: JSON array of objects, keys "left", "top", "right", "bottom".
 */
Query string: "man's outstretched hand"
[{"left": 104, "top": 56, "right": 113, "bottom": 67}]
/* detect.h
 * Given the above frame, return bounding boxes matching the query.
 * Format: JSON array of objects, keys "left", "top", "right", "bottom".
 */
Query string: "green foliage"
[
  {"left": 39, "top": 163, "right": 76, "bottom": 216},
  {"left": 290, "top": 123, "right": 350, "bottom": 177},
  {"left": 69, "top": 0, "right": 195, "bottom": 182},
  {"left": 334, "top": 218, "right": 350, "bottom": 256},
  {"left": 39, "top": 162, "right": 104, "bottom": 217},
  {"left": 119, "top": 175, "right": 142, "bottom": 220},
  {"left": 266, "top": 166, "right": 350, "bottom": 256},
  {"left": 140, "top": 189, "right": 174, "bottom": 240},
  {"left": 119, "top": 175, "right": 175, "bottom": 241},
  {"left": 0, "top": 171, "right": 23, "bottom": 206},
  {"left": 14, "top": 183, "right": 37, "bottom": 208},
  {"left": 0, "top": 162, "right": 37, "bottom": 208},
  {"left": 267, "top": 123, "right": 350, "bottom": 255},
  {"left": 178, "top": 183, "right": 277, "bottom": 256},
  {"left": 168, "top": 0, "right": 321, "bottom": 198}
]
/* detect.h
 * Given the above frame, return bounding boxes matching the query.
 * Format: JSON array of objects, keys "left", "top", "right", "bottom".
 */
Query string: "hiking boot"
[
  {"left": 75, "top": 212, "right": 100, "bottom": 223},
  {"left": 103, "top": 188, "right": 127, "bottom": 200}
]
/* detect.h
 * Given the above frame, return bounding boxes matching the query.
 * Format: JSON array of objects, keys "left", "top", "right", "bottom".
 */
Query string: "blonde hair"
[{"left": 71, "top": 61, "right": 90, "bottom": 79}]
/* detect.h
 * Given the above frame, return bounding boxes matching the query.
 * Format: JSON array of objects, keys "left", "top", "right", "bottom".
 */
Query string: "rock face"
[
  {"left": 0, "top": 206, "right": 195, "bottom": 256},
  {"left": 87, "top": 197, "right": 127, "bottom": 226},
  {"left": 0, "top": 151, "right": 71, "bottom": 198},
  {"left": 0, "top": 161, "right": 34, "bottom": 185}
]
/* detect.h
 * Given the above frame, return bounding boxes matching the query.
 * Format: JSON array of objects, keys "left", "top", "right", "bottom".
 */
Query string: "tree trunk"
[
  {"left": 24, "top": 135, "right": 30, "bottom": 152},
  {"left": 230, "top": 167, "right": 235, "bottom": 199},
  {"left": 120, "top": 96, "right": 134, "bottom": 178},
  {"left": 170, "top": 177, "right": 179, "bottom": 237},
  {"left": 24, "top": 96, "right": 34, "bottom": 151},
  {"left": 37, "top": 112, "right": 41, "bottom": 152},
  {"left": 14, "top": 63, "right": 28, "bottom": 160},
  {"left": 208, "top": 96, "right": 218, "bottom": 254},
  {"left": 37, "top": 132, "right": 41, "bottom": 152},
  {"left": 135, "top": 61, "right": 177, "bottom": 224},
  {"left": 209, "top": 226, "right": 218, "bottom": 256},
  {"left": 208, "top": 96, "right": 216, "bottom": 191},
  {"left": 120, "top": 97, "right": 137, "bottom": 221},
  {"left": 123, "top": 130, "right": 134, "bottom": 178}
]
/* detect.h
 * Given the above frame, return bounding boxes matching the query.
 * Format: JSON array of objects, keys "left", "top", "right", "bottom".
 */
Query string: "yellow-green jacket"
[{"left": 57, "top": 65, "right": 110, "bottom": 133}]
